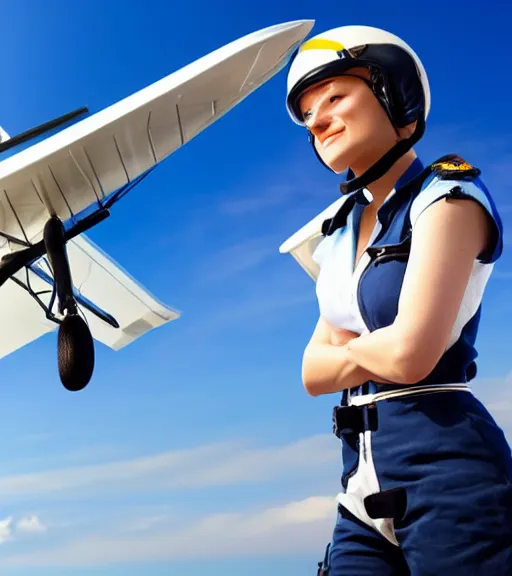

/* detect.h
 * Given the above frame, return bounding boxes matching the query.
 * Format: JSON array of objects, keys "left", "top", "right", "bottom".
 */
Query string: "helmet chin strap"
[
  {"left": 340, "top": 114, "right": 426, "bottom": 194},
  {"left": 308, "top": 114, "right": 425, "bottom": 194}
]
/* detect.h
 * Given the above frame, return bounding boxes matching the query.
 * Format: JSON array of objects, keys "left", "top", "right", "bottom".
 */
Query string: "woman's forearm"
[
  {"left": 302, "top": 341, "right": 390, "bottom": 396},
  {"left": 345, "top": 323, "right": 431, "bottom": 385}
]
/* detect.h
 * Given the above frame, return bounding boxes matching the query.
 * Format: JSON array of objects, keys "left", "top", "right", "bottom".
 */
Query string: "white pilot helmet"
[{"left": 285, "top": 25, "right": 431, "bottom": 193}]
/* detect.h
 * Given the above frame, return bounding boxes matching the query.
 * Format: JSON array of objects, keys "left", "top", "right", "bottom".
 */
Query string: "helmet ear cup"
[
  {"left": 364, "top": 44, "right": 425, "bottom": 127},
  {"left": 369, "top": 68, "right": 395, "bottom": 124}
]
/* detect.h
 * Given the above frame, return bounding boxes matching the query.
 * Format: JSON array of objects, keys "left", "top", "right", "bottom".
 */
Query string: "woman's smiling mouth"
[{"left": 322, "top": 129, "right": 345, "bottom": 147}]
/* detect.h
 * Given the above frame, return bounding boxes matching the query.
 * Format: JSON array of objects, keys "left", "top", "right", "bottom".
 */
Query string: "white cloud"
[
  {"left": 123, "top": 514, "right": 170, "bottom": 533},
  {"left": 0, "top": 515, "right": 47, "bottom": 545},
  {"left": 16, "top": 515, "right": 47, "bottom": 535},
  {"left": 0, "top": 434, "right": 338, "bottom": 500},
  {"left": 1, "top": 495, "right": 337, "bottom": 567},
  {"left": 0, "top": 517, "right": 12, "bottom": 544},
  {"left": 0, "top": 371, "right": 509, "bottom": 569}
]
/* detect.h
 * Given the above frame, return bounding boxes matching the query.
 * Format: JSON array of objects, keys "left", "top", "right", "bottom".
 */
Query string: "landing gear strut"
[
  {"left": 0, "top": 208, "right": 118, "bottom": 391},
  {"left": 44, "top": 216, "right": 94, "bottom": 391}
]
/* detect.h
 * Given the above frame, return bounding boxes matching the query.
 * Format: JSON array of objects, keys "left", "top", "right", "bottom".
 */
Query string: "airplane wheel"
[{"left": 57, "top": 313, "right": 95, "bottom": 391}]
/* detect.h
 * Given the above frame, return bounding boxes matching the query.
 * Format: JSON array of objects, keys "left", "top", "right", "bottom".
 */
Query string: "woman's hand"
[
  {"left": 329, "top": 328, "right": 360, "bottom": 347},
  {"left": 301, "top": 319, "right": 391, "bottom": 396}
]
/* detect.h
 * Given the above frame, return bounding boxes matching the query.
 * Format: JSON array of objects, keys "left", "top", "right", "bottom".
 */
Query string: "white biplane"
[{"left": 0, "top": 19, "right": 314, "bottom": 391}]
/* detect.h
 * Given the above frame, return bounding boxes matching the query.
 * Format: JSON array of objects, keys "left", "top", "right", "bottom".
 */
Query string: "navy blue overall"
[{"left": 316, "top": 156, "right": 512, "bottom": 575}]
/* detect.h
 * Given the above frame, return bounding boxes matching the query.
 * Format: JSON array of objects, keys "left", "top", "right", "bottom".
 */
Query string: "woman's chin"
[
  {"left": 323, "top": 156, "right": 350, "bottom": 175},
  {"left": 317, "top": 146, "right": 352, "bottom": 174}
]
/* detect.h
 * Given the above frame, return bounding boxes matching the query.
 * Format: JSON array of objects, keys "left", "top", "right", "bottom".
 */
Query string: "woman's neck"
[{"left": 355, "top": 150, "right": 418, "bottom": 207}]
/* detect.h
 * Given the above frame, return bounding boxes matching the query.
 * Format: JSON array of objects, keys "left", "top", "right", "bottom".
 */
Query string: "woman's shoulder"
[{"left": 409, "top": 154, "right": 503, "bottom": 265}]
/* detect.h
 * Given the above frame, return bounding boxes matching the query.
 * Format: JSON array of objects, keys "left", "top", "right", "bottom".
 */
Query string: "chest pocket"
[{"left": 357, "top": 230, "right": 412, "bottom": 332}]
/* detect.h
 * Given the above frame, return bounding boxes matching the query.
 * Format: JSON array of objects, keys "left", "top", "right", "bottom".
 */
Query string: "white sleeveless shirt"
[{"left": 312, "top": 180, "right": 496, "bottom": 348}]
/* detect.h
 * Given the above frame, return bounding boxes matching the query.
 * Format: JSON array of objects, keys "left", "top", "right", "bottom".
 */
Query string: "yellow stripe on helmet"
[{"left": 299, "top": 38, "right": 345, "bottom": 52}]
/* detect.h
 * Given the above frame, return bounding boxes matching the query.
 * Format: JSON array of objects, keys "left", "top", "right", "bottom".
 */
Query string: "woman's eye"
[{"left": 330, "top": 95, "right": 342, "bottom": 103}]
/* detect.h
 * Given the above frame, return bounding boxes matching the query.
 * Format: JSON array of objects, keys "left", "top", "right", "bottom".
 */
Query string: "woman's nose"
[{"left": 305, "top": 106, "right": 331, "bottom": 134}]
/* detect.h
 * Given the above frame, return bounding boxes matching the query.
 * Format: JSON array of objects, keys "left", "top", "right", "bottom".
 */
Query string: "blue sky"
[{"left": 0, "top": 0, "right": 510, "bottom": 574}]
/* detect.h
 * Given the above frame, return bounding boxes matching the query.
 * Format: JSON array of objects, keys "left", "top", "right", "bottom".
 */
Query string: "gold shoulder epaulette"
[{"left": 431, "top": 154, "right": 481, "bottom": 180}]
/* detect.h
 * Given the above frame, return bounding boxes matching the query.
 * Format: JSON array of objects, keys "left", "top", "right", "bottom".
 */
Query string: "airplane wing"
[
  {"left": 0, "top": 20, "right": 314, "bottom": 248},
  {"left": 278, "top": 197, "right": 345, "bottom": 281},
  {"left": 0, "top": 236, "right": 179, "bottom": 359},
  {"left": 0, "top": 20, "right": 314, "bottom": 360}
]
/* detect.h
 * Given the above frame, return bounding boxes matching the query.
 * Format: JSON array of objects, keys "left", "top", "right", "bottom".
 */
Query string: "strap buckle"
[{"left": 332, "top": 404, "right": 378, "bottom": 438}]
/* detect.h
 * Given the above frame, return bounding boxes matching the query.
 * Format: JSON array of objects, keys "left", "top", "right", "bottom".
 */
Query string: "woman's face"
[{"left": 298, "top": 70, "right": 399, "bottom": 175}]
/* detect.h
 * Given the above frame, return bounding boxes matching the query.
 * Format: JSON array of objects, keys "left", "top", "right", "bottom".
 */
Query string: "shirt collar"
[{"left": 322, "top": 157, "right": 425, "bottom": 237}]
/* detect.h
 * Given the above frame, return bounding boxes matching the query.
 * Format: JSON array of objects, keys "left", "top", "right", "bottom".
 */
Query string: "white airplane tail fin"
[
  {"left": 0, "top": 126, "right": 10, "bottom": 143},
  {"left": 279, "top": 197, "right": 346, "bottom": 281}
]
